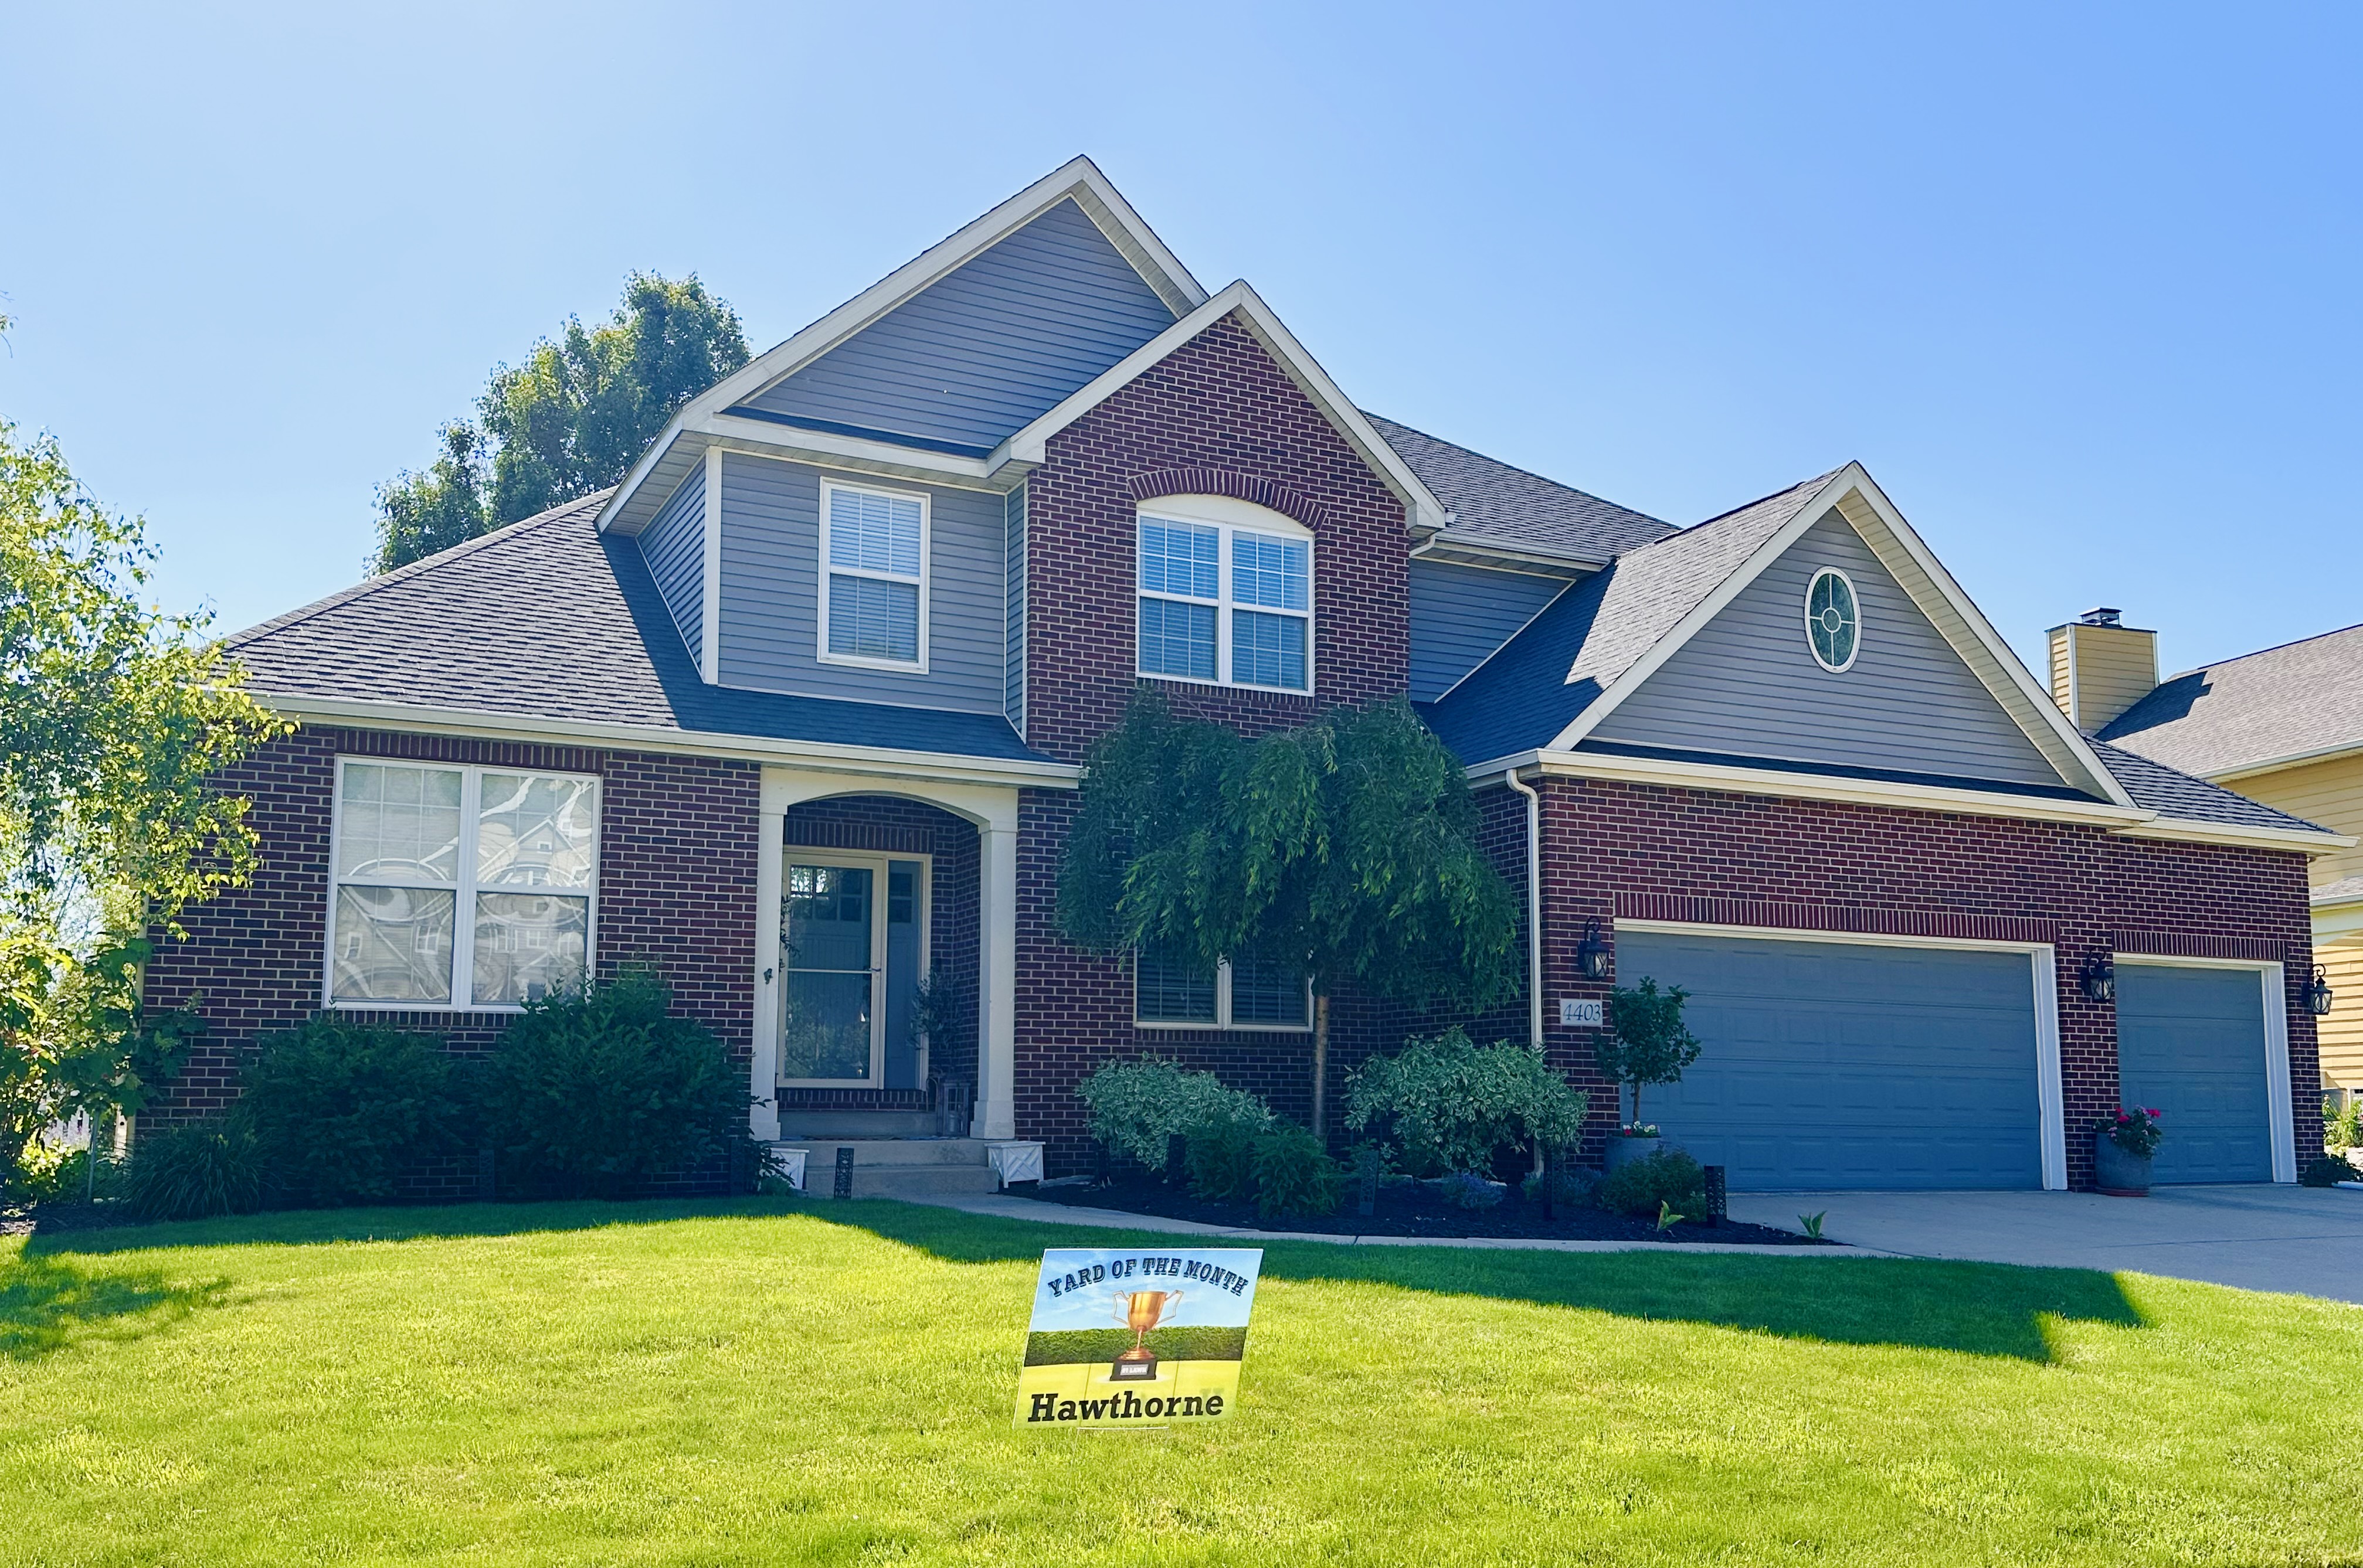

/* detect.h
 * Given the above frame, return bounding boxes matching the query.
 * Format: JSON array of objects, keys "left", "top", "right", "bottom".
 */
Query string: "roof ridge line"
[
  {"left": 2158, "top": 616, "right": 2363, "bottom": 685},
  {"left": 230, "top": 489, "right": 612, "bottom": 650}
]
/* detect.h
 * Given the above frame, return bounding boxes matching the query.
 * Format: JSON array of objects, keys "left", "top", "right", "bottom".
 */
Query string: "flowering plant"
[
  {"left": 1618, "top": 1122, "right": 1661, "bottom": 1138},
  {"left": 2101, "top": 1106, "right": 2164, "bottom": 1159}
]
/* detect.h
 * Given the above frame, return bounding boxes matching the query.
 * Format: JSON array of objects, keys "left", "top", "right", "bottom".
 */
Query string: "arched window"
[{"left": 1135, "top": 495, "right": 1314, "bottom": 692}]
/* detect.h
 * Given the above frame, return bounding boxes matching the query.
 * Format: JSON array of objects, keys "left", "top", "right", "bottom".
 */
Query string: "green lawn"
[{"left": 4, "top": 1198, "right": 2361, "bottom": 1566}]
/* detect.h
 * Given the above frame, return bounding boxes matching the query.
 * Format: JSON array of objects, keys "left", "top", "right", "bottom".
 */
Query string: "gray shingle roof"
[
  {"left": 2083, "top": 740, "right": 2328, "bottom": 834},
  {"left": 2313, "top": 875, "right": 2363, "bottom": 908},
  {"left": 2100, "top": 621, "right": 2363, "bottom": 778},
  {"left": 229, "top": 493, "right": 1047, "bottom": 762},
  {"left": 1365, "top": 413, "right": 1675, "bottom": 561},
  {"left": 1421, "top": 471, "right": 1836, "bottom": 764}
]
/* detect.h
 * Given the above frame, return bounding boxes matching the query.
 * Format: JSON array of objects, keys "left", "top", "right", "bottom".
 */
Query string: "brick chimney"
[{"left": 2046, "top": 607, "right": 2158, "bottom": 732}]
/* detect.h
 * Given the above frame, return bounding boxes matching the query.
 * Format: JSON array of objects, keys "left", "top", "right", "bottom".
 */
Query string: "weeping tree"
[{"left": 1058, "top": 688, "right": 1521, "bottom": 1135}]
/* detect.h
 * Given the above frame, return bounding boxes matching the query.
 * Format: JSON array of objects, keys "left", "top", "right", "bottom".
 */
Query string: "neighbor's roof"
[
  {"left": 1365, "top": 413, "right": 1674, "bottom": 562},
  {"left": 2311, "top": 874, "right": 2363, "bottom": 909},
  {"left": 229, "top": 492, "right": 1047, "bottom": 762},
  {"left": 1421, "top": 470, "right": 1835, "bottom": 766},
  {"left": 2100, "top": 621, "right": 2363, "bottom": 779}
]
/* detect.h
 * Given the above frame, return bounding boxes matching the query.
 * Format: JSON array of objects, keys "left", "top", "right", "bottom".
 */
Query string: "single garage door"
[
  {"left": 2114, "top": 964, "right": 2273, "bottom": 1184},
  {"left": 1615, "top": 931, "right": 2043, "bottom": 1190}
]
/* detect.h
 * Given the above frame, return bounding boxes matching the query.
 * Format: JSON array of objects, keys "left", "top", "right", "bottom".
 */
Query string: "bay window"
[
  {"left": 328, "top": 759, "right": 598, "bottom": 1009},
  {"left": 1136, "top": 498, "right": 1313, "bottom": 692}
]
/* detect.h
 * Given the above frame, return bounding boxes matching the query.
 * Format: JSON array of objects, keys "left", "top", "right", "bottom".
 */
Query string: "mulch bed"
[{"left": 1018, "top": 1176, "right": 1828, "bottom": 1245}]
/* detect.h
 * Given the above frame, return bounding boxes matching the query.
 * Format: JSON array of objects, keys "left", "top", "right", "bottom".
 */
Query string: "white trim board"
[
  {"left": 602, "top": 158, "right": 1205, "bottom": 535},
  {"left": 2113, "top": 953, "right": 2299, "bottom": 1184},
  {"left": 1545, "top": 464, "right": 2133, "bottom": 810},
  {"left": 1615, "top": 917, "right": 2069, "bottom": 1192}
]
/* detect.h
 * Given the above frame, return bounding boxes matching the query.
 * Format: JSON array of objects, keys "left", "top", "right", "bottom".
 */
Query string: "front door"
[{"left": 779, "top": 853, "right": 929, "bottom": 1087}]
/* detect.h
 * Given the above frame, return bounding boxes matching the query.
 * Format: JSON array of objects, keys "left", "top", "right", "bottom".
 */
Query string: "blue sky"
[
  {"left": 1030, "top": 1250, "right": 1262, "bottom": 1332},
  {"left": 4, "top": 3, "right": 2355, "bottom": 679}
]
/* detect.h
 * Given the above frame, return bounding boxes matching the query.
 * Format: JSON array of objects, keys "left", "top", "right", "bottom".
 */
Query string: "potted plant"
[
  {"left": 1594, "top": 978, "right": 1702, "bottom": 1173},
  {"left": 2095, "top": 1106, "right": 2164, "bottom": 1195}
]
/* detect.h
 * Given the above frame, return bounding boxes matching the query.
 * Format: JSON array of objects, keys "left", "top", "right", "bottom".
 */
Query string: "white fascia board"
[
  {"left": 693, "top": 413, "right": 1014, "bottom": 492},
  {"left": 2108, "top": 817, "right": 2355, "bottom": 855},
  {"left": 2206, "top": 738, "right": 2363, "bottom": 784},
  {"left": 1830, "top": 467, "right": 2133, "bottom": 808},
  {"left": 996, "top": 281, "right": 1451, "bottom": 534},
  {"left": 1546, "top": 470, "right": 1854, "bottom": 752},
  {"left": 602, "top": 157, "right": 1204, "bottom": 534},
  {"left": 1413, "top": 533, "right": 1603, "bottom": 578},
  {"left": 1524, "top": 746, "right": 2155, "bottom": 829},
  {"left": 259, "top": 693, "right": 1082, "bottom": 789}
]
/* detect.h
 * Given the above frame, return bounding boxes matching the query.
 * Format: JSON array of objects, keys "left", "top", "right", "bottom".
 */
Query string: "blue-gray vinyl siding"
[
  {"left": 2114, "top": 964, "right": 2273, "bottom": 1183},
  {"left": 1617, "top": 930, "right": 2043, "bottom": 1190},
  {"left": 715, "top": 454, "right": 1007, "bottom": 712},
  {"left": 1004, "top": 485, "right": 1026, "bottom": 734},
  {"left": 1407, "top": 559, "right": 1568, "bottom": 701},
  {"left": 638, "top": 465, "right": 707, "bottom": 668},
  {"left": 1591, "top": 511, "right": 2067, "bottom": 790},
  {"left": 738, "top": 198, "right": 1176, "bottom": 452}
]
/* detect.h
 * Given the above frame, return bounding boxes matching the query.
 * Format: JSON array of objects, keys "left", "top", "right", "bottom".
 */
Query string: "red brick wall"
[
  {"left": 142, "top": 727, "right": 762, "bottom": 1178},
  {"left": 1007, "top": 310, "right": 1414, "bottom": 1171},
  {"left": 1483, "top": 775, "right": 2321, "bottom": 1189},
  {"left": 1019, "top": 311, "right": 1411, "bottom": 763}
]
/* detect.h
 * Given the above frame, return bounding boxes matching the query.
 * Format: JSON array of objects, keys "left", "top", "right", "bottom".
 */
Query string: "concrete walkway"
[
  {"left": 907, "top": 1191, "right": 1896, "bottom": 1257},
  {"left": 1727, "top": 1185, "right": 2363, "bottom": 1302}
]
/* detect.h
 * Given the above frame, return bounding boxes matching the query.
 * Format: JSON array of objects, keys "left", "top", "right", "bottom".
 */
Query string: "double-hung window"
[
  {"left": 1136, "top": 497, "right": 1313, "bottom": 692},
  {"left": 1134, "top": 944, "right": 1312, "bottom": 1030},
  {"left": 328, "top": 759, "right": 599, "bottom": 1009},
  {"left": 820, "top": 481, "right": 929, "bottom": 670}
]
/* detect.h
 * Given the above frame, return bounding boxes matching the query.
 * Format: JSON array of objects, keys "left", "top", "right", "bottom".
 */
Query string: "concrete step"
[
  {"left": 776, "top": 1110, "right": 941, "bottom": 1138},
  {"left": 779, "top": 1137, "right": 993, "bottom": 1168}
]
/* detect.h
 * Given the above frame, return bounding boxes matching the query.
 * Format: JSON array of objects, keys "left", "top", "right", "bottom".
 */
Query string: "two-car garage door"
[
  {"left": 1616, "top": 930, "right": 2289, "bottom": 1191},
  {"left": 1617, "top": 931, "right": 2047, "bottom": 1190}
]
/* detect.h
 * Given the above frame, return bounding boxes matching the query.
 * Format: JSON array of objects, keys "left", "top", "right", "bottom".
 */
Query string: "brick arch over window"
[{"left": 1129, "top": 468, "right": 1328, "bottom": 532}]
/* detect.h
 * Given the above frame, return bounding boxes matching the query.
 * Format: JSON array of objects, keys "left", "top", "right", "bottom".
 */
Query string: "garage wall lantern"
[
  {"left": 2305, "top": 966, "right": 2335, "bottom": 1017},
  {"left": 2078, "top": 953, "right": 2116, "bottom": 1004},
  {"left": 1576, "top": 920, "right": 1610, "bottom": 981}
]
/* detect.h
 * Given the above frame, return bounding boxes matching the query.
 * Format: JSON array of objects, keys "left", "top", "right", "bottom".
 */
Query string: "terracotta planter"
[
  {"left": 1604, "top": 1135, "right": 1663, "bottom": 1173},
  {"left": 2094, "top": 1132, "right": 2154, "bottom": 1196}
]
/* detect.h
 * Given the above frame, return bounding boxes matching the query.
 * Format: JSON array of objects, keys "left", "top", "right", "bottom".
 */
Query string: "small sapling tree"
[{"left": 1594, "top": 977, "right": 1703, "bottom": 1130}]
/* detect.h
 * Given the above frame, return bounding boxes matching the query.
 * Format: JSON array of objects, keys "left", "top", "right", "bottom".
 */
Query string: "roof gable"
[
  {"left": 1588, "top": 508, "right": 2073, "bottom": 792},
  {"left": 729, "top": 198, "right": 1178, "bottom": 456}
]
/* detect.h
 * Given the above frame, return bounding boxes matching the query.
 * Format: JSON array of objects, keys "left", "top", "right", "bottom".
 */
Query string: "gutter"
[{"left": 1503, "top": 768, "right": 1545, "bottom": 1049}]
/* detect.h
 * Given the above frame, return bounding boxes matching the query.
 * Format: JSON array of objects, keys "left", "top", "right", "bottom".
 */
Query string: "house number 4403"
[{"left": 1559, "top": 998, "right": 1604, "bottom": 1028}]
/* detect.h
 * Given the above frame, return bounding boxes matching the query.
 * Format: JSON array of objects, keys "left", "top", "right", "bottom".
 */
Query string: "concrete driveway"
[{"left": 1727, "top": 1185, "right": 2363, "bottom": 1302}]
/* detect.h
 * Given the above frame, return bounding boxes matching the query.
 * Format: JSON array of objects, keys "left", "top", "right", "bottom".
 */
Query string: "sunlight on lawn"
[{"left": 4, "top": 1196, "right": 2360, "bottom": 1566}]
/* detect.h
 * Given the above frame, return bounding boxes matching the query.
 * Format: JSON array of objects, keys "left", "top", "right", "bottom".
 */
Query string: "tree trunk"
[{"left": 1311, "top": 992, "right": 1330, "bottom": 1139}]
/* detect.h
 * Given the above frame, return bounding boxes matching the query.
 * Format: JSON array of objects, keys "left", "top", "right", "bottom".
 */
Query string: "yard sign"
[{"left": 1014, "top": 1247, "right": 1263, "bottom": 1428}]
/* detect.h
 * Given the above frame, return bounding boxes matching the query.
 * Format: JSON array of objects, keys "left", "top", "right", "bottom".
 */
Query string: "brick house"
[{"left": 147, "top": 158, "right": 2342, "bottom": 1193}]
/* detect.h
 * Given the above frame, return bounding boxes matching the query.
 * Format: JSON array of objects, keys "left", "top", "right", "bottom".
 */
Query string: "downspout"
[{"left": 1504, "top": 769, "right": 1544, "bottom": 1049}]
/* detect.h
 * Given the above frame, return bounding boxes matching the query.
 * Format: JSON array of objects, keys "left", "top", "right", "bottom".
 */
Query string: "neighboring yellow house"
[{"left": 2064, "top": 611, "right": 2363, "bottom": 1097}]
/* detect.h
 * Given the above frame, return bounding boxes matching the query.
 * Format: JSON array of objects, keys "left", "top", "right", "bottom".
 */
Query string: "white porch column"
[
  {"left": 976, "top": 819, "right": 1020, "bottom": 1140},
  {"left": 749, "top": 781, "right": 787, "bottom": 1142}
]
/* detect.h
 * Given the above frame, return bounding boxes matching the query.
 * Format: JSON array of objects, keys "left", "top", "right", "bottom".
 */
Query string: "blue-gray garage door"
[
  {"left": 1615, "top": 931, "right": 2043, "bottom": 1191},
  {"left": 2114, "top": 964, "right": 2272, "bottom": 1184}
]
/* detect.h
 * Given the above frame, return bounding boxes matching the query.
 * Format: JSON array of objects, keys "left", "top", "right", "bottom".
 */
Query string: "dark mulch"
[
  {"left": 2, "top": 1198, "right": 139, "bottom": 1237},
  {"left": 1018, "top": 1176, "right": 1828, "bottom": 1245}
]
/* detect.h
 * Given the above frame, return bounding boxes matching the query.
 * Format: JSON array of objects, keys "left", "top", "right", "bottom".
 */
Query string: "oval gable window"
[{"left": 1804, "top": 567, "right": 1859, "bottom": 672}]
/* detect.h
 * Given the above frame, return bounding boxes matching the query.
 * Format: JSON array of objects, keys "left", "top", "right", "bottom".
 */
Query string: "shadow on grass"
[
  {"left": 26, "top": 1193, "right": 2145, "bottom": 1363},
  {"left": 0, "top": 1251, "right": 230, "bottom": 1360}
]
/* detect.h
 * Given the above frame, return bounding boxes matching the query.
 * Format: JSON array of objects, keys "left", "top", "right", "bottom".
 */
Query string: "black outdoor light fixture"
[
  {"left": 1576, "top": 920, "right": 1610, "bottom": 981},
  {"left": 2306, "top": 965, "right": 2335, "bottom": 1017},
  {"left": 2079, "top": 953, "right": 2116, "bottom": 1004}
]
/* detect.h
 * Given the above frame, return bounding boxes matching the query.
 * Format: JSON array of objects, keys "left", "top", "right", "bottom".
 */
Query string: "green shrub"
[
  {"left": 477, "top": 971, "right": 756, "bottom": 1199},
  {"left": 2300, "top": 1154, "right": 2359, "bottom": 1189},
  {"left": 1597, "top": 1148, "right": 1706, "bottom": 1219},
  {"left": 1343, "top": 1028, "right": 1588, "bottom": 1176},
  {"left": 1437, "top": 1170, "right": 1504, "bottom": 1210},
  {"left": 239, "top": 1015, "right": 461, "bottom": 1207},
  {"left": 1077, "top": 1057, "right": 1272, "bottom": 1169},
  {"left": 2325, "top": 1094, "right": 2362, "bottom": 1152},
  {"left": 121, "top": 1116, "right": 266, "bottom": 1221},
  {"left": 1520, "top": 1165, "right": 1595, "bottom": 1210},
  {"left": 1249, "top": 1123, "right": 1342, "bottom": 1219},
  {"left": 1186, "top": 1114, "right": 1262, "bottom": 1203}
]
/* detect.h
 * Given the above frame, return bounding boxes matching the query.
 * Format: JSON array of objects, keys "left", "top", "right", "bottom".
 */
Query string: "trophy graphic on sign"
[{"left": 1108, "top": 1288, "right": 1184, "bottom": 1381}]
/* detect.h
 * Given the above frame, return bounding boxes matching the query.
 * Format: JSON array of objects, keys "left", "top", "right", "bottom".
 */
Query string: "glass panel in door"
[{"left": 782, "top": 863, "right": 878, "bottom": 1081}]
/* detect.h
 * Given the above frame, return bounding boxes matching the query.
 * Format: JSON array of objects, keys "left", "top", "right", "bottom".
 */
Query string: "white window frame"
[
  {"left": 817, "top": 478, "right": 932, "bottom": 674},
  {"left": 1804, "top": 565, "right": 1862, "bottom": 674},
  {"left": 324, "top": 756, "right": 601, "bottom": 1014},
  {"left": 1133, "top": 951, "right": 1313, "bottom": 1033},
  {"left": 1135, "top": 495, "right": 1315, "bottom": 694},
  {"left": 776, "top": 848, "right": 932, "bottom": 1089}
]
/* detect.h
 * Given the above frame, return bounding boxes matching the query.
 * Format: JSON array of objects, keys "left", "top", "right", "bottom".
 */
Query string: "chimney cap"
[{"left": 2078, "top": 607, "right": 2123, "bottom": 627}]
